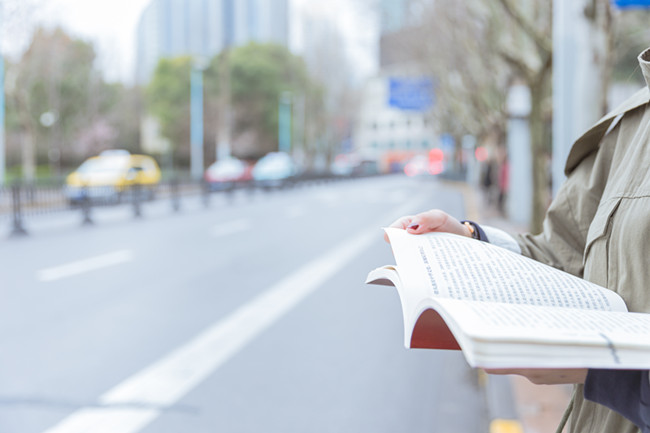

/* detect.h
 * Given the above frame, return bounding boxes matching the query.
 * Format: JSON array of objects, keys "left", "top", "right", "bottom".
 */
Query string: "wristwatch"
[{"left": 460, "top": 220, "right": 486, "bottom": 241}]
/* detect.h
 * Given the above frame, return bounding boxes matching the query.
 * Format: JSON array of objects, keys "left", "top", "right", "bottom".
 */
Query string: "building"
[
  {"left": 136, "top": 0, "right": 289, "bottom": 85},
  {"left": 379, "top": 0, "right": 413, "bottom": 34},
  {"left": 353, "top": 0, "right": 438, "bottom": 173},
  {"left": 355, "top": 71, "right": 436, "bottom": 172}
]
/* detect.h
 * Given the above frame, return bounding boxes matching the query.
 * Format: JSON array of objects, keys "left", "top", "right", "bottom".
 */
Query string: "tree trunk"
[
  {"left": 21, "top": 133, "right": 36, "bottom": 183},
  {"left": 529, "top": 79, "right": 549, "bottom": 234}
]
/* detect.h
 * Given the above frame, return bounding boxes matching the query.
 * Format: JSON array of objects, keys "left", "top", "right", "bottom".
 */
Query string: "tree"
[
  {"left": 102, "top": 82, "right": 143, "bottom": 154},
  {"left": 223, "top": 42, "right": 317, "bottom": 159},
  {"left": 294, "top": 12, "right": 360, "bottom": 169},
  {"left": 145, "top": 56, "right": 193, "bottom": 166},
  {"left": 494, "top": 0, "right": 553, "bottom": 234},
  {"left": 394, "top": 0, "right": 552, "bottom": 233},
  {"left": 146, "top": 43, "right": 325, "bottom": 167},
  {"left": 400, "top": 1, "right": 511, "bottom": 157},
  {"left": 7, "top": 27, "right": 111, "bottom": 179},
  {"left": 610, "top": 7, "right": 650, "bottom": 85}
]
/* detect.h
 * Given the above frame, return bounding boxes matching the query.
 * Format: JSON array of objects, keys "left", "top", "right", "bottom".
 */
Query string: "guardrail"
[{"left": 0, "top": 172, "right": 365, "bottom": 238}]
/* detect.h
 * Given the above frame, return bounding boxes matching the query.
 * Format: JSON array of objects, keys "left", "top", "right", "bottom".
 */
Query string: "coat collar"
[
  {"left": 640, "top": 47, "right": 650, "bottom": 91},
  {"left": 564, "top": 48, "right": 650, "bottom": 175}
]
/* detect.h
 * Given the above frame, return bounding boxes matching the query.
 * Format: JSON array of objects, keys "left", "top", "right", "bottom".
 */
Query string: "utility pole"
[
  {"left": 552, "top": 0, "right": 612, "bottom": 195},
  {"left": 217, "top": 48, "right": 231, "bottom": 160},
  {"left": 552, "top": 0, "right": 576, "bottom": 196},
  {"left": 278, "top": 91, "right": 292, "bottom": 153},
  {"left": 506, "top": 83, "right": 532, "bottom": 227},
  {"left": 190, "top": 57, "right": 208, "bottom": 180},
  {"left": 0, "top": 3, "right": 5, "bottom": 186}
]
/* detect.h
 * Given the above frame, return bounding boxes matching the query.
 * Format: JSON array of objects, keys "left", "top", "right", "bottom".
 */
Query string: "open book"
[{"left": 366, "top": 228, "right": 650, "bottom": 369}]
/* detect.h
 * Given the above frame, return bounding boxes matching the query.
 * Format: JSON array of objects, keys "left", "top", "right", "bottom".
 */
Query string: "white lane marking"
[
  {"left": 43, "top": 200, "right": 421, "bottom": 433},
  {"left": 37, "top": 250, "right": 134, "bottom": 282},
  {"left": 209, "top": 219, "right": 251, "bottom": 238}
]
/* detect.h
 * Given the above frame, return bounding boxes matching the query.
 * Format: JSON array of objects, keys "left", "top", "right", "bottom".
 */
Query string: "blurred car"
[
  {"left": 404, "top": 155, "right": 430, "bottom": 177},
  {"left": 330, "top": 153, "right": 360, "bottom": 177},
  {"left": 65, "top": 150, "right": 161, "bottom": 205},
  {"left": 353, "top": 159, "right": 380, "bottom": 177},
  {"left": 203, "top": 158, "right": 253, "bottom": 191},
  {"left": 252, "top": 152, "right": 299, "bottom": 189},
  {"left": 403, "top": 152, "right": 445, "bottom": 177}
]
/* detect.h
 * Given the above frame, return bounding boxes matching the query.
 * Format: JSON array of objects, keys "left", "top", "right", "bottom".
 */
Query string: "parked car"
[
  {"left": 353, "top": 159, "right": 380, "bottom": 177},
  {"left": 65, "top": 150, "right": 162, "bottom": 205},
  {"left": 252, "top": 152, "right": 298, "bottom": 189},
  {"left": 403, "top": 152, "right": 445, "bottom": 177},
  {"left": 203, "top": 158, "right": 253, "bottom": 191},
  {"left": 403, "top": 155, "right": 430, "bottom": 177},
  {"left": 330, "top": 153, "right": 360, "bottom": 177}
]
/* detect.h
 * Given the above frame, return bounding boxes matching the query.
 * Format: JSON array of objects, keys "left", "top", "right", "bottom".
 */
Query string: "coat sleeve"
[
  {"left": 584, "top": 369, "right": 650, "bottom": 432},
  {"left": 512, "top": 128, "right": 618, "bottom": 278}
]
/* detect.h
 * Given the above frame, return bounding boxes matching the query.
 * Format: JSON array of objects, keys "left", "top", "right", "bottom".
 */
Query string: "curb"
[{"left": 490, "top": 420, "right": 525, "bottom": 433}]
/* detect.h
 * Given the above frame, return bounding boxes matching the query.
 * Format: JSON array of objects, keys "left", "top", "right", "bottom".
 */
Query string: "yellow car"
[{"left": 65, "top": 150, "right": 161, "bottom": 204}]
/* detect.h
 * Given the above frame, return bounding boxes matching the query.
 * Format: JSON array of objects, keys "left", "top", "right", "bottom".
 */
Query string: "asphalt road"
[{"left": 0, "top": 175, "right": 492, "bottom": 433}]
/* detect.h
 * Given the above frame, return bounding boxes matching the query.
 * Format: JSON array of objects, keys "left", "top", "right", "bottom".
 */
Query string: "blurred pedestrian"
[
  {"left": 385, "top": 47, "right": 650, "bottom": 433},
  {"left": 481, "top": 159, "right": 495, "bottom": 204},
  {"left": 497, "top": 155, "right": 509, "bottom": 215}
]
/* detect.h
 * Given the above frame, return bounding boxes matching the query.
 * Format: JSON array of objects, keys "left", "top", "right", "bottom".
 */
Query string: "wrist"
[
  {"left": 460, "top": 220, "right": 487, "bottom": 242},
  {"left": 461, "top": 221, "right": 479, "bottom": 239}
]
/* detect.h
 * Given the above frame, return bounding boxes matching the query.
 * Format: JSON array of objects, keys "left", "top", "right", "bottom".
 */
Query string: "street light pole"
[
  {"left": 217, "top": 48, "right": 231, "bottom": 160},
  {"left": 190, "top": 58, "right": 207, "bottom": 180},
  {"left": 0, "top": 3, "right": 5, "bottom": 186},
  {"left": 506, "top": 83, "right": 532, "bottom": 227},
  {"left": 278, "top": 91, "right": 292, "bottom": 153}
]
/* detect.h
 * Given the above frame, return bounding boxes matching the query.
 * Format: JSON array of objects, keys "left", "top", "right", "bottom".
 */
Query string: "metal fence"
[{"left": 0, "top": 172, "right": 360, "bottom": 237}]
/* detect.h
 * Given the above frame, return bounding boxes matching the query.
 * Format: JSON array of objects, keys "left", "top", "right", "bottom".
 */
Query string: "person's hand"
[
  {"left": 384, "top": 209, "right": 472, "bottom": 242},
  {"left": 483, "top": 368, "right": 588, "bottom": 385}
]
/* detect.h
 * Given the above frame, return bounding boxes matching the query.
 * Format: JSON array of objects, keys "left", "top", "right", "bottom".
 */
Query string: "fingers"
[
  {"left": 385, "top": 209, "right": 473, "bottom": 242},
  {"left": 388, "top": 215, "right": 414, "bottom": 230},
  {"left": 384, "top": 215, "right": 414, "bottom": 242},
  {"left": 406, "top": 210, "right": 471, "bottom": 237}
]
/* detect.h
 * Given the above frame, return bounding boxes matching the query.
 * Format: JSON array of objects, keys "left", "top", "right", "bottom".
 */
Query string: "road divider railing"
[{"left": 0, "top": 171, "right": 378, "bottom": 237}]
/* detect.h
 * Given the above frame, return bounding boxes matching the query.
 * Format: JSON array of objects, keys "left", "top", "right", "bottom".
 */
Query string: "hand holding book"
[
  {"left": 368, "top": 211, "right": 650, "bottom": 385},
  {"left": 384, "top": 209, "right": 473, "bottom": 242}
]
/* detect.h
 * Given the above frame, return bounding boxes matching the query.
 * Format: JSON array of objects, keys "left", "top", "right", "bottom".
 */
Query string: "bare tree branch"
[
  {"left": 495, "top": 0, "right": 552, "bottom": 55},
  {"left": 497, "top": 48, "right": 535, "bottom": 82}
]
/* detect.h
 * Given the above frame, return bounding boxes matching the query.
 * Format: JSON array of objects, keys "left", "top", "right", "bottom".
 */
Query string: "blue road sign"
[
  {"left": 611, "top": 0, "right": 650, "bottom": 8},
  {"left": 388, "top": 78, "right": 434, "bottom": 111}
]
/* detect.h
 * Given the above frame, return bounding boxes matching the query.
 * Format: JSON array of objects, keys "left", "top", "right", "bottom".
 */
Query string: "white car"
[{"left": 252, "top": 152, "right": 298, "bottom": 188}]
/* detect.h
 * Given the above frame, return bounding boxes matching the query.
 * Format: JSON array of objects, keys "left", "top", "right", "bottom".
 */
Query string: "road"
[{"left": 0, "top": 175, "right": 491, "bottom": 433}]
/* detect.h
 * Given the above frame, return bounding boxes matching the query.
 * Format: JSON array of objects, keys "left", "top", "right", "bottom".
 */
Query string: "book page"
[
  {"left": 434, "top": 298, "right": 650, "bottom": 347},
  {"left": 429, "top": 298, "right": 650, "bottom": 368},
  {"left": 385, "top": 228, "right": 626, "bottom": 312}
]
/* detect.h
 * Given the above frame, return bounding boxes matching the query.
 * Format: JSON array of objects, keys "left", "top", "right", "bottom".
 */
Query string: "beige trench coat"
[{"left": 514, "top": 47, "right": 650, "bottom": 433}]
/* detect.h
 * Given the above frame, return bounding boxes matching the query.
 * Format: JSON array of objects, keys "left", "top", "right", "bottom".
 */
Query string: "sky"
[
  {"left": 291, "top": 0, "right": 378, "bottom": 82},
  {"left": 19, "top": 0, "right": 377, "bottom": 85},
  {"left": 30, "top": 0, "right": 154, "bottom": 83}
]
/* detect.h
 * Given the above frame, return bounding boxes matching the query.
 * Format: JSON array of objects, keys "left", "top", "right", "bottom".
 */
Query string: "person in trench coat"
[{"left": 387, "top": 47, "right": 650, "bottom": 433}]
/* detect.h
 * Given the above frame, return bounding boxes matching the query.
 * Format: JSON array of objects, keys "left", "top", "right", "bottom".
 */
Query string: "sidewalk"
[
  {"left": 506, "top": 376, "right": 573, "bottom": 433},
  {"left": 451, "top": 180, "right": 574, "bottom": 433}
]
